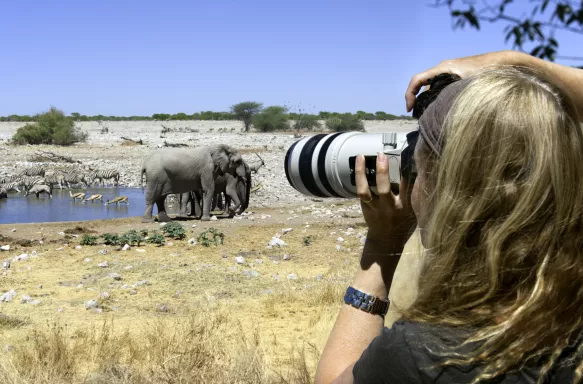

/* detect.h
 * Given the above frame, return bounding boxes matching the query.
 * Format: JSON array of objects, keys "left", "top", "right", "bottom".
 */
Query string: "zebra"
[
  {"left": 0, "top": 175, "right": 20, "bottom": 184},
  {"left": 20, "top": 176, "right": 47, "bottom": 191},
  {"left": 0, "top": 182, "right": 21, "bottom": 193},
  {"left": 87, "top": 169, "right": 120, "bottom": 187},
  {"left": 43, "top": 173, "right": 64, "bottom": 189},
  {"left": 18, "top": 166, "right": 46, "bottom": 177},
  {"left": 61, "top": 172, "right": 90, "bottom": 189}
]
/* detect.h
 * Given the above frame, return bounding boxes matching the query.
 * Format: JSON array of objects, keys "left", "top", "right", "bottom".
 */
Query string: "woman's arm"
[
  {"left": 314, "top": 153, "right": 417, "bottom": 384},
  {"left": 405, "top": 50, "right": 583, "bottom": 121}
]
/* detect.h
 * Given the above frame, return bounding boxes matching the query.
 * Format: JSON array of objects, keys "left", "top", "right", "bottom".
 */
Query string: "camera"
[{"left": 284, "top": 131, "right": 417, "bottom": 198}]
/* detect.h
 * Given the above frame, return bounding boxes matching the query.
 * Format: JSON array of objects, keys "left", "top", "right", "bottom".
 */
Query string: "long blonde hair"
[{"left": 405, "top": 66, "right": 583, "bottom": 383}]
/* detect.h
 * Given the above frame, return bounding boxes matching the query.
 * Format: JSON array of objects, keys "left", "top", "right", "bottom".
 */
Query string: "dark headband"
[{"left": 417, "top": 78, "right": 472, "bottom": 156}]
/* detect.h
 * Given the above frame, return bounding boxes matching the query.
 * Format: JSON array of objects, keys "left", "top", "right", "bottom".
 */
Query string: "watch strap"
[{"left": 343, "top": 286, "right": 389, "bottom": 318}]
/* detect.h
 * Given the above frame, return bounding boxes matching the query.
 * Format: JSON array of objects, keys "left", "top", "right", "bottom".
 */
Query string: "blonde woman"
[{"left": 316, "top": 52, "right": 583, "bottom": 384}]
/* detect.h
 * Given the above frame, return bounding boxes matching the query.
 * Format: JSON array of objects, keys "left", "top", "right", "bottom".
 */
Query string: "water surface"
[{"left": 0, "top": 188, "right": 179, "bottom": 224}]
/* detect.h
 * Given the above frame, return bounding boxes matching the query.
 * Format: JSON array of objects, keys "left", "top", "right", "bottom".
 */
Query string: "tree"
[
  {"left": 230, "top": 101, "right": 263, "bottom": 132},
  {"left": 325, "top": 114, "right": 365, "bottom": 132},
  {"left": 433, "top": 0, "right": 583, "bottom": 63},
  {"left": 12, "top": 107, "right": 87, "bottom": 146},
  {"left": 252, "top": 106, "right": 290, "bottom": 132}
]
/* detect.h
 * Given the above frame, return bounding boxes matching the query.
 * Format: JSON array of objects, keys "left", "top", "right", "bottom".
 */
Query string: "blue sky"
[{"left": 0, "top": 0, "right": 580, "bottom": 116}]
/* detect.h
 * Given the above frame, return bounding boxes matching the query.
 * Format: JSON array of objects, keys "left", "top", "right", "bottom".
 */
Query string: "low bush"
[
  {"left": 162, "top": 222, "right": 185, "bottom": 240},
  {"left": 197, "top": 228, "right": 225, "bottom": 247},
  {"left": 146, "top": 232, "right": 165, "bottom": 246},
  {"left": 293, "top": 114, "right": 321, "bottom": 131},
  {"left": 325, "top": 114, "right": 365, "bottom": 132},
  {"left": 101, "top": 233, "right": 120, "bottom": 246},
  {"left": 252, "top": 106, "right": 290, "bottom": 132},
  {"left": 80, "top": 235, "right": 98, "bottom": 246},
  {"left": 11, "top": 107, "right": 88, "bottom": 146}
]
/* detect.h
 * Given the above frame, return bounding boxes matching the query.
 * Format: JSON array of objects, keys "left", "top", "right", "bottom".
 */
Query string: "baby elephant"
[{"left": 25, "top": 184, "right": 52, "bottom": 199}]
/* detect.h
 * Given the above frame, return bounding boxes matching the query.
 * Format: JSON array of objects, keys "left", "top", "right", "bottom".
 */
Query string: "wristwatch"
[{"left": 344, "top": 286, "right": 389, "bottom": 318}]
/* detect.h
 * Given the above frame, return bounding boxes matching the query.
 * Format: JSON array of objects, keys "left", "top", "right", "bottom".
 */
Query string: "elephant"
[
  {"left": 179, "top": 163, "right": 251, "bottom": 218},
  {"left": 141, "top": 144, "right": 247, "bottom": 222},
  {"left": 25, "top": 184, "right": 52, "bottom": 199},
  {"left": 0, "top": 187, "right": 7, "bottom": 199}
]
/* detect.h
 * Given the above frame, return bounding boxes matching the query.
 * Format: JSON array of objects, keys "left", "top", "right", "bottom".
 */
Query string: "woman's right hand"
[{"left": 405, "top": 51, "right": 521, "bottom": 112}]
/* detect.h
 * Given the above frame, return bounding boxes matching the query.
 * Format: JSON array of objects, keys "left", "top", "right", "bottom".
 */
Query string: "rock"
[
  {"left": 159, "top": 223, "right": 167, "bottom": 227},
  {"left": 20, "top": 295, "right": 32, "bottom": 304},
  {"left": 287, "top": 273, "right": 298, "bottom": 280},
  {"left": 124, "top": 265, "right": 133, "bottom": 270},
  {"left": 85, "top": 300, "right": 99, "bottom": 309},
  {"left": 235, "top": 256, "right": 245, "bottom": 265},
  {"left": 13, "top": 254, "right": 29, "bottom": 262},
  {"left": 31, "top": 250, "right": 38, "bottom": 257},
  {"left": 360, "top": 236, "right": 367, "bottom": 245},
  {"left": 281, "top": 228, "right": 293, "bottom": 234},
  {"left": 77, "top": 284, "right": 83, "bottom": 289},
  {"left": 255, "top": 259, "right": 263, "bottom": 264},
  {"left": 97, "top": 261, "right": 109, "bottom": 268},
  {"left": 346, "top": 228, "right": 355, "bottom": 234},
  {"left": 337, "top": 237, "right": 345, "bottom": 243},
  {"left": 100, "top": 292, "right": 110, "bottom": 298},
  {"left": 0, "top": 245, "right": 10, "bottom": 251},
  {"left": 283, "top": 254, "right": 291, "bottom": 261},
  {"left": 0, "top": 289, "right": 16, "bottom": 302},
  {"left": 187, "top": 238, "right": 197, "bottom": 246},
  {"left": 122, "top": 244, "right": 130, "bottom": 251},
  {"left": 108, "top": 273, "right": 122, "bottom": 281},
  {"left": 273, "top": 260, "right": 279, "bottom": 265},
  {"left": 2, "top": 261, "right": 10, "bottom": 269},
  {"left": 98, "top": 249, "right": 108, "bottom": 255},
  {"left": 84, "top": 258, "right": 92, "bottom": 263},
  {"left": 29, "top": 299, "right": 40, "bottom": 305},
  {"left": 243, "top": 270, "right": 260, "bottom": 278},
  {"left": 192, "top": 224, "right": 197, "bottom": 228},
  {"left": 335, "top": 245, "right": 343, "bottom": 252},
  {"left": 156, "top": 304, "right": 169, "bottom": 313},
  {"left": 210, "top": 215, "right": 218, "bottom": 221},
  {"left": 10, "top": 229, "right": 15, "bottom": 233},
  {"left": 129, "top": 290, "right": 137, "bottom": 295},
  {"left": 75, "top": 245, "right": 82, "bottom": 250},
  {"left": 135, "top": 248, "right": 146, "bottom": 253},
  {"left": 134, "top": 280, "right": 149, "bottom": 287},
  {"left": 315, "top": 274, "right": 323, "bottom": 281},
  {"left": 268, "top": 237, "right": 287, "bottom": 248}
]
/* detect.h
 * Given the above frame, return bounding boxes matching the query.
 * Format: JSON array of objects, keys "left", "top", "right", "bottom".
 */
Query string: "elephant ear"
[{"left": 210, "top": 144, "right": 237, "bottom": 175}]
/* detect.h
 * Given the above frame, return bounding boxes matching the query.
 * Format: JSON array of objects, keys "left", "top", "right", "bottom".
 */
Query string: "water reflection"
[{"left": 0, "top": 187, "right": 180, "bottom": 224}]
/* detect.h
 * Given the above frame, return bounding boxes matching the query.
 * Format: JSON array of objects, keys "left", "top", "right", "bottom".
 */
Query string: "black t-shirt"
[{"left": 353, "top": 321, "right": 575, "bottom": 383}]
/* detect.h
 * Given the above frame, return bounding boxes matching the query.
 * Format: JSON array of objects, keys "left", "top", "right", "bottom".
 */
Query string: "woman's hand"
[
  {"left": 405, "top": 51, "right": 520, "bottom": 112},
  {"left": 356, "top": 153, "right": 416, "bottom": 248}
]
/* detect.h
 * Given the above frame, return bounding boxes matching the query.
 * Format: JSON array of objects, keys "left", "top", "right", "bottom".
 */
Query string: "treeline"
[{"left": 0, "top": 110, "right": 413, "bottom": 122}]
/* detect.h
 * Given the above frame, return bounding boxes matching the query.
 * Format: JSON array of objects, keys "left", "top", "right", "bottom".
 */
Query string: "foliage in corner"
[
  {"left": 252, "top": 106, "right": 291, "bottom": 132},
  {"left": 197, "top": 228, "right": 225, "bottom": 247},
  {"left": 325, "top": 114, "right": 365, "bottom": 132},
  {"left": 162, "top": 222, "right": 186, "bottom": 240},
  {"left": 146, "top": 232, "right": 166, "bottom": 246},
  {"left": 433, "top": 0, "right": 583, "bottom": 64},
  {"left": 11, "top": 107, "right": 88, "bottom": 146},
  {"left": 101, "top": 233, "right": 120, "bottom": 246},
  {"left": 230, "top": 101, "right": 263, "bottom": 132}
]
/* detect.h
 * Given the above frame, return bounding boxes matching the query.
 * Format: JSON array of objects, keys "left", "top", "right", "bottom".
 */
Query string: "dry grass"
[{"left": 0, "top": 216, "right": 365, "bottom": 383}]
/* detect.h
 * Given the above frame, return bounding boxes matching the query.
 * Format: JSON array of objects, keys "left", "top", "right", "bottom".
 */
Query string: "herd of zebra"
[{"left": 0, "top": 165, "right": 123, "bottom": 202}]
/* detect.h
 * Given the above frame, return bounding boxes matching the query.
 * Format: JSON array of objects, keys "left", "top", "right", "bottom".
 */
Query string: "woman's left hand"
[{"left": 355, "top": 153, "right": 417, "bottom": 248}]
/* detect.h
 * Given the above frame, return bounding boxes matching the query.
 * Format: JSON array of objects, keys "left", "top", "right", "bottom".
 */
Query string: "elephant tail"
[{"left": 140, "top": 166, "right": 146, "bottom": 193}]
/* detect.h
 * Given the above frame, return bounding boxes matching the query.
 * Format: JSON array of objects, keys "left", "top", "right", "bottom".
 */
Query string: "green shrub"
[
  {"left": 197, "top": 228, "right": 225, "bottom": 247},
  {"left": 325, "top": 114, "right": 365, "bottom": 132},
  {"left": 231, "top": 101, "right": 263, "bottom": 132},
  {"left": 146, "top": 232, "right": 165, "bottom": 246},
  {"left": 11, "top": 107, "right": 88, "bottom": 146},
  {"left": 162, "top": 222, "right": 185, "bottom": 240},
  {"left": 80, "top": 235, "right": 99, "bottom": 246},
  {"left": 122, "top": 230, "right": 144, "bottom": 246},
  {"left": 101, "top": 233, "right": 120, "bottom": 246},
  {"left": 252, "top": 106, "right": 290, "bottom": 132},
  {"left": 293, "top": 114, "right": 321, "bottom": 131},
  {"left": 302, "top": 235, "right": 313, "bottom": 246}
]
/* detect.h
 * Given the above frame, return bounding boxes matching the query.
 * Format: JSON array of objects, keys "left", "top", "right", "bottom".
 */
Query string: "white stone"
[
  {"left": 287, "top": 273, "right": 298, "bottom": 280},
  {"left": 85, "top": 300, "right": 99, "bottom": 309},
  {"left": 135, "top": 248, "right": 146, "bottom": 253},
  {"left": 97, "top": 261, "right": 109, "bottom": 268},
  {"left": 75, "top": 245, "right": 82, "bottom": 250},
  {"left": 337, "top": 237, "right": 345, "bottom": 243},
  {"left": 0, "top": 289, "right": 16, "bottom": 302},
  {"left": 0, "top": 245, "right": 9, "bottom": 251},
  {"left": 235, "top": 256, "right": 245, "bottom": 265},
  {"left": 360, "top": 236, "right": 367, "bottom": 245},
  {"left": 122, "top": 244, "right": 130, "bottom": 251},
  {"left": 281, "top": 228, "right": 293, "bottom": 234},
  {"left": 210, "top": 215, "right": 218, "bottom": 221},
  {"left": 268, "top": 237, "right": 287, "bottom": 247},
  {"left": 188, "top": 238, "right": 197, "bottom": 246}
]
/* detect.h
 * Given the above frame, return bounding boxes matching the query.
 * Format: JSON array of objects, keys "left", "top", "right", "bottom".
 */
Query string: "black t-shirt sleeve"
[{"left": 352, "top": 322, "right": 422, "bottom": 384}]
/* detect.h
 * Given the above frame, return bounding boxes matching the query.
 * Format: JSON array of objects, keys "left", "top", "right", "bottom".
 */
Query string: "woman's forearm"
[{"left": 314, "top": 240, "right": 404, "bottom": 384}]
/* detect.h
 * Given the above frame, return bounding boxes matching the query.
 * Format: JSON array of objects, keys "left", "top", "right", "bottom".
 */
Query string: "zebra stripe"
[
  {"left": 0, "top": 182, "right": 21, "bottom": 193},
  {"left": 88, "top": 169, "right": 120, "bottom": 186},
  {"left": 18, "top": 166, "right": 46, "bottom": 177},
  {"left": 61, "top": 172, "right": 90, "bottom": 188}
]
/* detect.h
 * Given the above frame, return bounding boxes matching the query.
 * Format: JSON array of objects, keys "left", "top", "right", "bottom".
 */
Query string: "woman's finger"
[
  {"left": 355, "top": 154, "right": 372, "bottom": 201},
  {"left": 375, "top": 152, "right": 396, "bottom": 205},
  {"left": 405, "top": 71, "right": 434, "bottom": 111}
]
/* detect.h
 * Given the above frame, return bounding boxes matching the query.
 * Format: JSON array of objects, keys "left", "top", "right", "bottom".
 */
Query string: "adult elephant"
[
  {"left": 141, "top": 144, "right": 247, "bottom": 222},
  {"left": 179, "top": 162, "right": 251, "bottom": 218},
  {"left": 0, "top": 187, "right": 7, "bottom": 199}
]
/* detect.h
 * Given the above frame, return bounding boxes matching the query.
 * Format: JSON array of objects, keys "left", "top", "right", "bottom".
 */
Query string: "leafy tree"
[
  {"left": 325, "top": 114, "right": 365, "bottom": 132},
  {"left": 12, "top": 107, "right": 87, "bottom": 146},
  {"left": 293, "top": 114, "right": 321, "bottom": 131},
  {"left": 433, "top": 0, "right": 583, "bottom": 63},
  {"left": 152, "top": 113, "right": 171, "bottom": 121},
  {"left": 170, "top": 112, "right": 188, "bottom": 120},
  {"left": 230, "top": 101, "right": 263, "bottom": 132},
  {"left": 252, "top": 106, "right": 290, "bottom": 132}
]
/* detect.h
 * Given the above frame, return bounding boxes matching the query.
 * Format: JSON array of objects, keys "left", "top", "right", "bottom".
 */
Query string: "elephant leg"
[
  {"left": 178, "top": 192, "right": 190, "bottom": 217},
  {"left": 192, "top": 191, "right": 203, "bottom": 219},
  {"left": 226, "top": 185, "right": 241, "bottom": 216},
  {"left": 156, "top": 196, "right": 171, "bottom": 222},
  {"left": 201, "top": 188, "right": 214, "bottom": 221},
  {"left": 216, "top": 192, "right": 224, "bottom": 211},
  {"left": 142, "top": 187, "right": 157, "bottom": 223}
]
